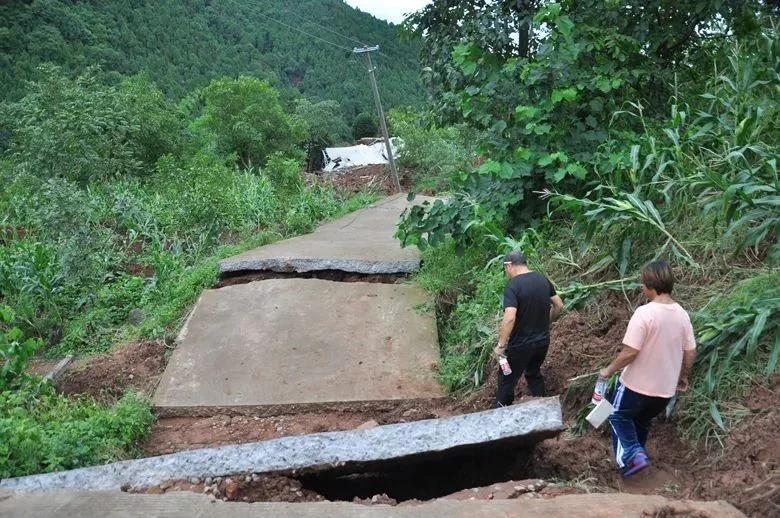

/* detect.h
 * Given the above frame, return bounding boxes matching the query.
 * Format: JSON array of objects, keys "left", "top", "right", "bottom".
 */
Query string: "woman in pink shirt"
[{"left": 598, "top": 260, "right": 697, "bottom": 477}]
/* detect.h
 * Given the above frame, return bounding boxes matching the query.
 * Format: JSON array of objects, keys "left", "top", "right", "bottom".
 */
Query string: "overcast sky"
[{"left": 344, "top": 0, "right": 431, "bottom": 24}]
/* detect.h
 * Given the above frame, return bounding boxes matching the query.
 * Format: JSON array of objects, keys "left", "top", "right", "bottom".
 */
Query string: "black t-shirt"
[{"left": 503, "top": 271, "right": 556, "bottom": 348}]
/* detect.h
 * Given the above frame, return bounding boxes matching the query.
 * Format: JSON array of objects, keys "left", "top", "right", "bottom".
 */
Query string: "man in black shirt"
[{"left": 494, "top": 251, "right": 563, "bottom": 406}]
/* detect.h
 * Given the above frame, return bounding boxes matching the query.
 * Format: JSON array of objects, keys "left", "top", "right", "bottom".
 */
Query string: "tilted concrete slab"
[
  {"left": 0, "top": 492, "right": 746, "bottom": 518},
  {"left": 219, "top": 194, "right": 436, "bottom": 275},
  {"left": 0, "top": 399, "right": 563, "bottom": 492},
  {"left": 153, "top": 279, "right": 441, "bottom": 415}
]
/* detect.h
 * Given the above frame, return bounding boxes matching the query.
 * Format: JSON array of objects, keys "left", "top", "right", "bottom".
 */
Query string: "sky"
[{"left": 344, "top": 0, "right": 432, "bottom": 24}]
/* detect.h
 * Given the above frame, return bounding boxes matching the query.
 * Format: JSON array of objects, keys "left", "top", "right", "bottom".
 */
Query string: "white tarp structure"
[{"left": 322, "top": 138, "right": 400, "bottom": 172}]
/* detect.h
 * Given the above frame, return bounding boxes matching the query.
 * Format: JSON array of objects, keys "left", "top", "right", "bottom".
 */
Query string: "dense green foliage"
[
  {"left": 389, "top": 108, "right": 477, "bottom": 192},
  {"left": 294, "top": 98, "right": 353, "bottom": 172},
  {"left": 197, "top": 76, "right": 305, "bottom": 168},
  {"left": 399, "top": 0, "right": 778, "bottom": 248},
  {"left": 0, "top": 0, "right": 424, "bottom": 121},
  {"left": 0, "top": 68, "right": 377, "bottom": 355},
  {"left": 352, "top": 112, "right": 379, "bottom": 139},
  {"left": 0, "top": 385, "right": 153, "bottom": 478},
  {"left": 402, "top": 1, "right": 779, "bottom": 446}
]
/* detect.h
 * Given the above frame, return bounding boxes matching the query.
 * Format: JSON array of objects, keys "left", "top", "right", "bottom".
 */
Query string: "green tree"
[
  {"left": 0, "top": 66, "right": 181, "bottom": 184},
  {"left": 197, "top": 76, "right": 304, "bottom": 168},
  {"left": 294, "top": 99, "right": 351, "bottom": 172},
  {"left": 396, "top": 1, "right": 775, "bottom": 249},
  {"left": 352, "top": 112, "right": 379, "bottom": 139}
]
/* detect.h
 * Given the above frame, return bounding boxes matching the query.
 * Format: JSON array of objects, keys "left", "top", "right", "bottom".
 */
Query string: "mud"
[
  {"left": 56, "top": 340, "right": 167, "bottom": 400},
  {"left": 306, "top": 164, "right": 416, "bottom": 195}
]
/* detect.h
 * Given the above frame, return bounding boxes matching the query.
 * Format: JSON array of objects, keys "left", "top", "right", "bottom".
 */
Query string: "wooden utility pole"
[{"left": 353, "top": 45, "right": 401, "bottom": 194}]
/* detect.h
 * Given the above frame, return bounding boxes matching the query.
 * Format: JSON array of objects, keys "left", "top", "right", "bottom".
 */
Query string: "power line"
[
  {"left": 223, "top": 0, "right": 353, "bottom": 52},
  {"left": 279, "top": 7, "right": 367, "bottom": 48},
  {"left": 232, "top": 0, "right": 391, "bottom": 59}
]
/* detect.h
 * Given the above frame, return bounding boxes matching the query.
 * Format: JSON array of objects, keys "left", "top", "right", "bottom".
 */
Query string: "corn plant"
[
  {"left": 677, "top": 284, "right": 780, "bottom": 446},
  {"left": 539, "top": 188, "right": 698, "bottom": 272}
]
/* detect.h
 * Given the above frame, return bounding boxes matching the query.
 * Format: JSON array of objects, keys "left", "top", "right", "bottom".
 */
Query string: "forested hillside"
[{"left": 0, "top": 0, "right": 423, "bottom": 119}]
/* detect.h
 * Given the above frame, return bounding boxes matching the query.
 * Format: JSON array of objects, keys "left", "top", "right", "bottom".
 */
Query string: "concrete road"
[
  {"left": 0, "top": 491, "right": 745, "bottom": 517},
  {"left": 219, "top": 194, "right": 437, "bottom": 274}
]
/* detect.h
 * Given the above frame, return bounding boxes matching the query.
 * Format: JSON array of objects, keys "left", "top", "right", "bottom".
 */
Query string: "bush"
[
  {"left": 0, "top": 67, "right": 184, "bottom": 184},
  {"left": 389, "top": 108, "right": 476, "bottom": 192},
  {"left": 352, "top": 112, "right": 378, "bottom": 139},
  {"left": 0, "top": 307, "right": 42, "bottom": 390},
  {"left": 0, "top": 388, "right": 153, "bottom": 478}
]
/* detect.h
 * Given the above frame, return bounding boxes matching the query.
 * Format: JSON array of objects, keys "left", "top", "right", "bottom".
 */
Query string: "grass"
[{"left": 0, "top": 387, "right": 153, "bottom": 478}]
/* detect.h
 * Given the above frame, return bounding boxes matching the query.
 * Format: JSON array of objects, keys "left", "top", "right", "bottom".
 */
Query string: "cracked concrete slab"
[
  {"left": 219, "top": 194, "right": 437, "bottom": 275},
  {"left": 153, "top": 279, "right": 441, "bottom": 415},
  {"left": 0, "top": 399, "right": 564, "bottom": 493}
]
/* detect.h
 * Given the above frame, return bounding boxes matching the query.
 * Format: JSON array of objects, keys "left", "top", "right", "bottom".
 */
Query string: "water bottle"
[
  {"left": 592, "top": 377, "right": 608, "bottom": 405},
  {"left": 499, "top": 356, "right": 512, "bottom": 376}
]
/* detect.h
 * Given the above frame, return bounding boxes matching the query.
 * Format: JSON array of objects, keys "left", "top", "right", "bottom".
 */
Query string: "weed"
[{"left": 0, "top": 387, "right": 153, "bottom": 478}]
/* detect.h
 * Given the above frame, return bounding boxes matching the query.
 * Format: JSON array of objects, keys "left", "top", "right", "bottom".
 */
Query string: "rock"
[
  {"left": 159, "top": 481, "right": 172, "bottom": 491},
  {"left": 224, "top": 481, "right": 240, "bottom": 499},
  {"left": 251, "top": 474, "right": 260, "bottom": 483},
  {"left": 189, "top": 477, "right": 200, "bottom": 485},
  {"left": 127, "top": 309, "right": 146, "bottom": 326},
  {"left": 371, "top": 495, "right": 379, "bottom": 503},
  {"left": 244, "top": 475, "right": 252, "bottom": 483},
  {"left": 204, "top": 477, "right": 213, "bottom": 485},
  {"left": 202, "top": 486, "right": 210, "bottom": 494},
  {"left": 357, "top": 420, "right": 379, "bottom": 430}
]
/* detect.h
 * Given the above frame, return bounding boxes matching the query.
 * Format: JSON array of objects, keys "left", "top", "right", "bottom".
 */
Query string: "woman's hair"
[{"left": 641, "top": 260, "right": 675, "bottom": 294}]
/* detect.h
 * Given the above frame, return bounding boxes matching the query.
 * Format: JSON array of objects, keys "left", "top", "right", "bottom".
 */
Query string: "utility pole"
[{"left": 353, "top": 45, "right": 401, "bottom": 194}]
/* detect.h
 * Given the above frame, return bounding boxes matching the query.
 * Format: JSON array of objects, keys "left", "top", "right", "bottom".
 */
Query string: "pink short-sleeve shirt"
[{"left": 620, "top": 302, "right": 696, "bottom": 398}]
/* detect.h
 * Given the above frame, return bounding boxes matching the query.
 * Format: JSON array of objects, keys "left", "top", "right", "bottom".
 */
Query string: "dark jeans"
[
  {"left": 607, "top": 380, "right": 670, "bottom": 469},
  {"left": 495, "top": 342, "right": 548, "bottom": 407}
]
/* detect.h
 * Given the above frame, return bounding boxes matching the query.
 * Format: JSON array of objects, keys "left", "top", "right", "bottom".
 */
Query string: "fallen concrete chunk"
[
  {"left": 219, "top": 194, "right": 436, "bottom": 275},
  {"left": 0, "top": 490, "right": 747, "bottom": 517},
  {"left": 0, "top": 398, "right": 564, "bottom": 493}
]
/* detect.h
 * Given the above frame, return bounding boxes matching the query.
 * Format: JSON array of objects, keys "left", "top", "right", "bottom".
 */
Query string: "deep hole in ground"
[
  {"left": 296, "top": 443, "right": 534, "bottom": 503},
  {"left": 218, "top": 269, "right": 407, "bottom": 287}
]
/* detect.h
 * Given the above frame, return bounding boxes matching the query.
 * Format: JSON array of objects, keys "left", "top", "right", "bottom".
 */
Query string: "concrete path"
[
  {"left": 154, "top": 194, "right": 441, "bottom": 415},
  {"left": 219, "top": 194, "right": 435, "bottom": 275},
  {"left": 153, "top": 279, "right": 441, "bottom": 415},
  {"left": 0, "top": 491, "right": 745, "bottom": 517}
]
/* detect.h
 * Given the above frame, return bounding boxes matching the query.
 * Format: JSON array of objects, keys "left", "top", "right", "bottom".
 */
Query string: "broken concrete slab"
[
  {"left": 219, "top": 194, "right": 437, "bottom": 275},
  {"left": 0, "top": 490, "right": 746, "bottom": 517},
  {"left": 0, "top": 398, "right": 564, "bottom": 493},
  {"left": 153, "top": 279, "right": 441, "bottom": 415}
]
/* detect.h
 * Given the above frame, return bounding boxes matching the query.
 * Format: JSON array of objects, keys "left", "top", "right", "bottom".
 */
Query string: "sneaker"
[{"left": 622, "top": 451, "right": 649, "bottom": 477}]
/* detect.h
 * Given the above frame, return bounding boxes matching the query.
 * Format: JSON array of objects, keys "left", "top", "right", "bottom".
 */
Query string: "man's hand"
[
  {"left": 598, "top": 367, "right": 611, "bottom": 380},
  {"left": 494, "top": 343, "right": 506, "bottom": 359},
  {"left": 677, "top": 376, "right": 689, "bottom": 392}
]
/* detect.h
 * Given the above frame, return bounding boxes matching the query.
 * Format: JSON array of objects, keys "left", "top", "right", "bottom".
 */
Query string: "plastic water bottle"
[
  {"left": 499, "top": 356, "right": 512, "bottom": 376},
  {"left": 592, "top": 378, "right": 608, "bottom": 405}
]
